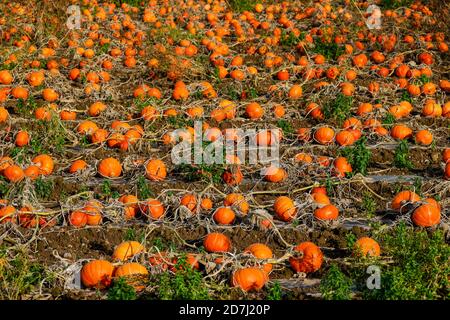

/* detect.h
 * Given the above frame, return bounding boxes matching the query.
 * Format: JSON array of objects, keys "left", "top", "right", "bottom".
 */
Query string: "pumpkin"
[
  {"left": 113, "top": 241, "right": 145, "bottom": 261},
  {"left": 222, "top": 166, "right": 243, "bottom": 185},
  {"left": 391, "top": 124, "right": 412, "bottom": 140},
  {"left": 264, "top": 165, "right": 286, "bottom": 183},
  {"left": 314, "top": 127, "right": 335, "bottom": 145},
  {"left": 391, "top": 190, "right": 421, "bottom": 212},
  {"left": 85, "top": 205, "right": 102, "bottom": 226},
  {"left": 223, "top": 193, "right": 249, "bottom": 215},
  {"left": 335, "top": 130, "right": 355, "bottom": 146},
  {"left": 15, "top": 130, "right": 29, "bottom": 147},
  {"left": 170, "top": 254, "right": 200, "bottom": 272},
  {"left": 32, "top": 154, "right": 54, "bottom": 175},
  {"left": 145, "top": 159, "right": 167, "bottom": 181},
  {"left": 213, "top": 207, "right": 236, "bottom": 225},
  {"left": 114, "top": 262, "right": 149, "bottom": 291},
  {"left": 140, "top": 198, "right": 165, "bottom": 220},
  {"left": 314, "top": 204, "right": 339, "bottom": 220},
  {"left": 245, "top": 102, "right": 264, "bottom": 119},
  {"left": 69, "top": 160, "right": 88, "bottom": 174},
  {"left": 415, "top": 130, "right": 433, "bottom": 145},
  {"left": 69, "top": 210, "right": 87, "bottom": 227},
  {"left": 333, "top": 157, "right": 352, "bottom": 177},
  {"left": 411, "top": 204, "right": 440, "bottom": 227},
  {"left": 0, "top": 205, "right": 16, "bottom": 224},
  {"left": 98, "top": 157, "right": 122, "bottom": 178},
  {"left": 81, "top": 260, "right": 114, "bottom": 288},
  {"left": 290, "top": 242, "right": 323, "bottom": 273},
  {"left": 204, "top": 232, "right": 231, "bottom": 253},
  {"left": 0, "top": 107, "right": 9, "bottom": 123},
  {"left": 274, "top": 196, "right": 297, "bottom": 222},
  {"left": 245, "top": 243, "right": 273, "bottom": 273},
  {"left": 232, "top": 267, "right": 268, "bottom": 292},
  {"left": 42, "top": 88, "right": 59, "bottom": 102},
  {"left": 180, "top": 194, "right": 197, "bottom": 212},
  {"left": 3, "top": 165, "right": 25, "bottom": 182},
  {"left": 312, "top": 193, "right": 331, "bottom": 206},
  {"left": 354, "top": 237, "right": 381, "bottom": 257}
]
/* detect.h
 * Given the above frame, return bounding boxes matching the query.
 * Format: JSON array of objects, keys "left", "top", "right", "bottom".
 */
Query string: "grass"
[
  {"left": 361, "top": 191, "right": 377, "bottom": 218},
  {"left": 340, "top": 136, "right": 371, "bottom": 175},
  {"left": 381, "top": 0, "right": 414, "bottom": 9},
  {"left": 313, "top": 40, "right": 345, "bottom": 61},
  {"left": 277, "top": 119, "right": 295, "bottom": 137},
  {"left": 101, "top": 180, "right": 120, "bottom": 199},
  {"left": 227, "top": 0, "right": 257, "bottom": 13},
  {"left": 394, "top": 140, "right": 413, "bottom": 169}
]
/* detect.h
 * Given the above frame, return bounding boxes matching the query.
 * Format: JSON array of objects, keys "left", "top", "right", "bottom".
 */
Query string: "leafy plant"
[
  {"left": 320, "top": 264, "right": 352, "bottom": 300},
  {"left": 175, "top": 163, "right": 225, "bottom": 184},
  {"left": 137, "top": 175, "right": 154, "bottom": 199},
  {"left": 381, "top": 0, "right": 414, "bottom": 9},
  {"left": 101, "top": 180, "right": 120, "bottom": 199},
  {"left": 313, "top": 40, "right": 345, "bottom": 61},
  {"left": 362, "top": 223, "right": 450, "bottom": 299},
  {"left": 340, "top": 136, "right": 371, "bottom": 175},
  {"left": 34, "top": 177, "right": 53, "bottom": 200},
  {"left": 227, "top": 0, "right": 257, "bottom": 13},
  {"left": 323, "top": 94, "right": 353, "bottom": 124},
  {"left": 279, "top": 30, "right": 304, "bottom": 47},
  {"left": 108, "top": 277, "right": 137, "bottom": 300},
  {"left": 267, "top": 281, "right": 283, "bottom": 300},
  {"left": 361, "top": 191, "right": 377, "bottom": 218},
  {"left": 157, "top": 255, "right": 209, "bottom": 300},
  {"left": 277, "top": 119, "right": 294, "bottom": 137},
  {"left": 382, "top": 113, "right": 395, "bottom": 125},
  {"left": 394, "top": 140, "right": 413, "bottom": 169}
]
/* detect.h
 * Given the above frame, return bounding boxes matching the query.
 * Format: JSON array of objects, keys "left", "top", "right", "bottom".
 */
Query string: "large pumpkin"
[
  {"left": 203, "top": 232, "right": 231, "bottom": 253},
  {"left": 232, "top": 267, "right": 268, "bottom": 292},
  {"left": 112, "top": 241, "right": 145, "bottom": 261},
  {"left": 290, "top": 242, "right": 323, "bottom": 273},
  {"left": 81, "top": 260, "right": 114, "bottom": 288}
]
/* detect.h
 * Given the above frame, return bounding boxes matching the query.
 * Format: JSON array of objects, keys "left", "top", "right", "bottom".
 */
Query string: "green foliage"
[
  {"left": 361, "top": 191, "right": 377, "bottom": 217},
  {"left": 137, "top": 175, "right": 154, "bottom": 199},
  {"left": 400, "top": 91, "right": 413, "bottom": 103},
  {"left": 323, "top": 94, "right": 353, "bottom": 124},
  {"left": 320, "top": 264, "right": 352, "bottom": 300},
  {"left": 157, "top": 255, "right": 209, "bottom": 300},
  {"left": 16, "top": 96, "right": 38, "bottom": 116},
  {"left": 0, "top": 176, "right": 10, "bottom": 197},
  {"left": 279, "top": 30, "right": 304, "bottom": 47},
  {"left": 108, "top": 277, "right": 137, "bottom": 300},
  {"left": 382, "top": 113, "right": 395, "bottom": 125},
  {"left": 101, "top": 180, "right": 120, "bottom": 199},
  {"left": 34, "top": 177, "right": 53, "bottom": 200},
  {"left": 0, "top": 251, "right": 52, "bottom": 299},
  {"left": 381, "top": 0, "right": 414, "bottom": 9},
  {"left": 175, "top": 163, "right": 225, "bottom": 184},
  {"left": 394, "top": 140, "right": 413, "bottom": 169},
  {"left": 167, "top": 115, "right": 194, "bottom": 129},
  {"left": 363, "top": 223, "right": 450, "bottom": 299},
  {"left": 266, "top": 281, "right": 283, "bottom": 300},
  {"left": 345, "top": 232, "right": 357, "bottom": 249},
  {"left": 313, "top": 41, "right": 345, "bottom": 61},
  {"left": 227, "top": 0, "right": 257, "bottom": 13},
  {"left": 277, "top": 119, "right": 294, "bottom": 137},
  {"left": 340, "top": 136, "right": 371, "bottom": 175}
]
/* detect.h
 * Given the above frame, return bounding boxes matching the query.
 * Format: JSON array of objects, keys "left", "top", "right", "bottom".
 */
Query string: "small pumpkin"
[
  {"left": 223, "top": 193, "right": 249, "bottom": 215},
  {"left": 213, "top": 206, "right": 236, "bottom": 225},
  {"left": 411, "top": 204, "right": 440, "bottom": 227},
  {"left": 314, "top": 204, "right": 339, "bottom": 220},
  {"left": 245, "top": 243, "right": 273, "bottom": 273},
  {"left": 98, "top": 157, "right": 122, "bottom": 178},
  {"left": 354, "top": 237, "right": 381, "bottom": 257},
  {"left": 391, "top": 190, "right": 420, "bottom": 212}
]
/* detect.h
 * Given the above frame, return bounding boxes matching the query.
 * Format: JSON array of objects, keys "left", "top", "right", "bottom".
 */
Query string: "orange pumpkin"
[
  {"left": 204, "top": 232, "right": 231, "bottom": 253},
  {"left": 354, "top": 237, "right": 381, "bottom": 257},
  {"left": 145, "top": 159, "right": 167, "bottom": 181},
  {"left": 113, "top": 241, "right": 145, "bottom": 261},
  {"left": 81, "top": 260, "right": 114, "bottom": 288},
  {"left": 213, "top": 206, "right": 236, "bottom": 225},
  {"left": 232, "top": 267, "right": 268, "bottom": 292},
  {"left": 411, "top": 204, "right": 440, "bottom": 227},
  {"left": 223, "top": 193, "right": 249, "bottom": 215},
  {"left": 314, "top": 204, "right": 339, "bottom": 220},
  {"left": 273, "top": 196, "right": 297, "bottom": 222},
  {"left": 245, "top": 243, "right": 273, "bottom": 273},
  {"left": 290, "top": 242, "right": 323, "bottom": 273},
  {"left": 391, "top": 190, "right": 421, "bottom": 212},
  {"left": 314, "top": 127, "right": 335, "bottom": 145},
  {"left": 98, "top": 158, "right": 122, "bottom": 178}
]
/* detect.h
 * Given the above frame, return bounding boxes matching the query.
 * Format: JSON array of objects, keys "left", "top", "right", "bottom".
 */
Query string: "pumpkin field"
[{"left": 0, "top": 0, "right": 449, "bottom": 301}]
